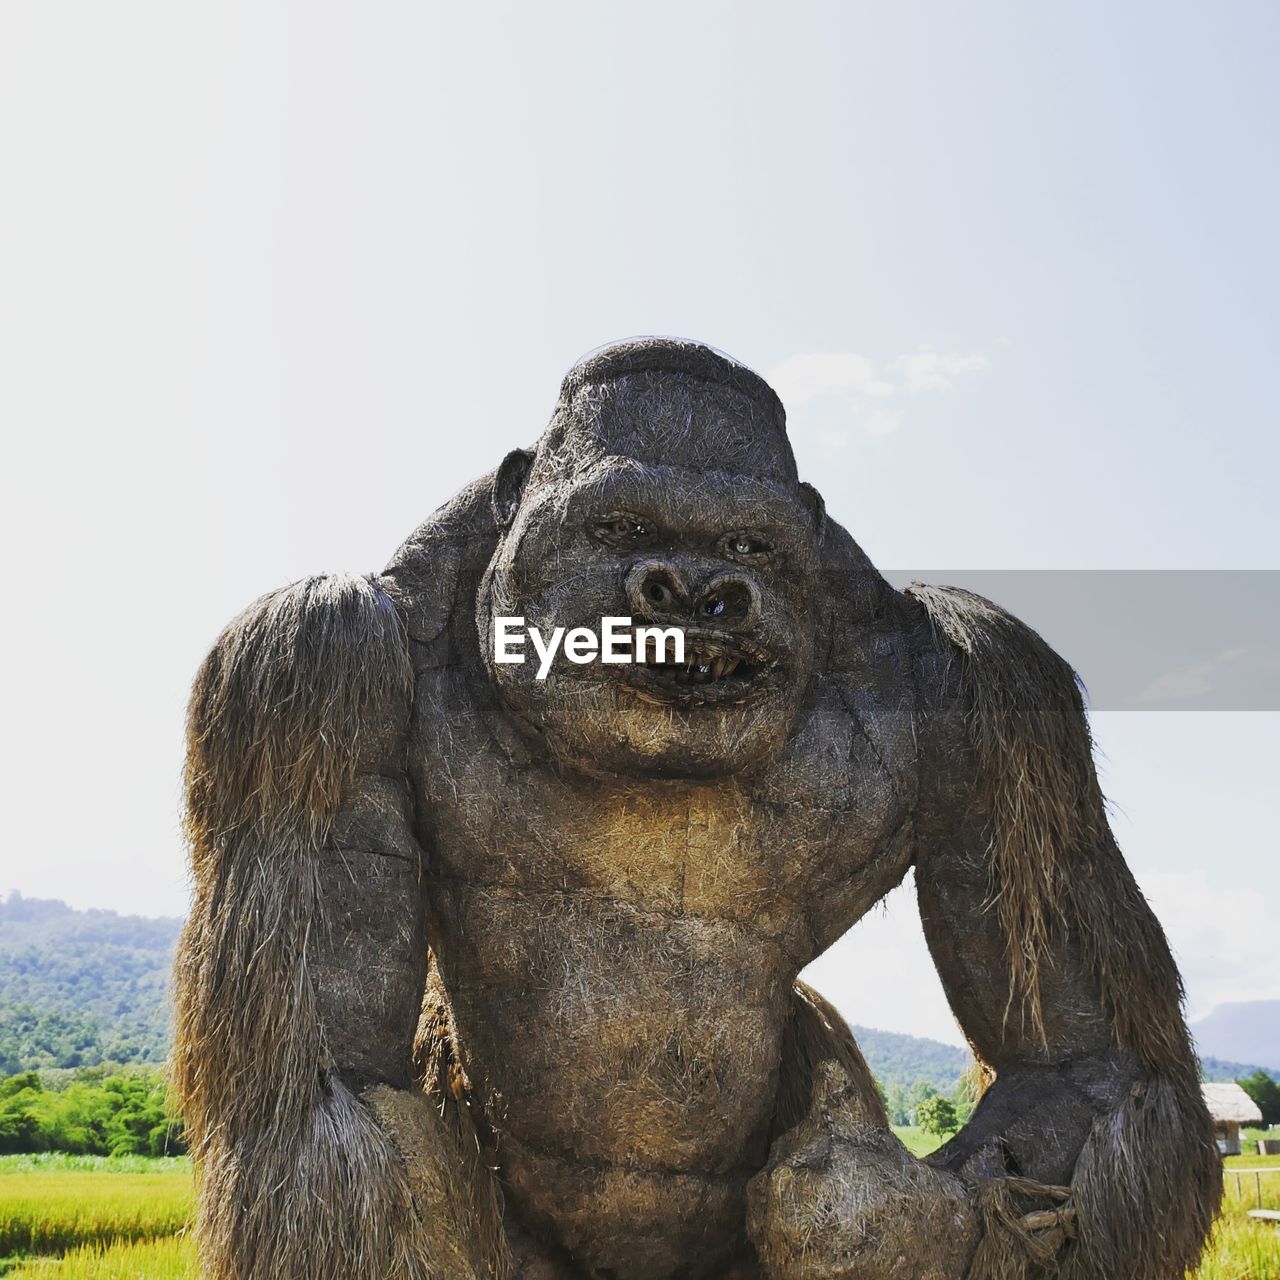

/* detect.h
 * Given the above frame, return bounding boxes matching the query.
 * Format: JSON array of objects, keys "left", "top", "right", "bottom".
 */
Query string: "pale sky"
[{"left": 1, "top": 1, "right": 1276, "bottom": 1047}]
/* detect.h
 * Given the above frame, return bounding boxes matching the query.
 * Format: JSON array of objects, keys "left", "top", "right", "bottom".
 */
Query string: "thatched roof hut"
[{"left": 1202, "top": 1082, "right": 1263, "bottom": 1155}]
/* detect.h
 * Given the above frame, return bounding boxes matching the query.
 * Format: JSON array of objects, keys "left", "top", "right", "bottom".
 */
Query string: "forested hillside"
[
  {"left": 1200, "top": 1054, "right": 1280, "bottom": 1083},
  {"left": 849, "top": 1025, "right": 970, "bottom": 1092},
  {"left": 0, "top": 894, "right": 180, "bottom": 1072}
]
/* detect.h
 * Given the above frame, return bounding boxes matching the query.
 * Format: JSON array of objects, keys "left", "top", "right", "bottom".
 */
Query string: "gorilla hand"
[{"left": 747, "top": 1060, "right": 979, "bottom": 1280}]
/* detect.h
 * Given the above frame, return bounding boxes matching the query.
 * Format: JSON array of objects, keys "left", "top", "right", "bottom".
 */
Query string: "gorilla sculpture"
[{"left": 174, "top": 339, "right": 1220, "bottom": 1280}]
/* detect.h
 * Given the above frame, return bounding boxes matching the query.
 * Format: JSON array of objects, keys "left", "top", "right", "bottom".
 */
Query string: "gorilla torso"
[{"left": 390, "top": 481, "right": 923, "bottom": 1274}]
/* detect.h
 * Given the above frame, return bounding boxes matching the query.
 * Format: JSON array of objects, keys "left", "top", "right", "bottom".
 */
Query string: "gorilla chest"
[{"left": 410, "top": 670, "right": 914, "bottom": 966}]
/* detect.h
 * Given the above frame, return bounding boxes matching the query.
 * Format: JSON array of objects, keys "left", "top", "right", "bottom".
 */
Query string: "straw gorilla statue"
[{"left": 174, "top": 340, "right": 1220, "bottom": 1280}]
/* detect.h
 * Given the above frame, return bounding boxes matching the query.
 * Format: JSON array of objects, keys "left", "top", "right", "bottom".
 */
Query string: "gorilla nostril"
[
  {"left": 699, "top": 579, "right": 755, "bottom": 627},
  {"left": 627, "top": 562, "right": 688, "bottom": 619},
  {"left": 644, "top": 576, "right": 679, "bottom": 611}
]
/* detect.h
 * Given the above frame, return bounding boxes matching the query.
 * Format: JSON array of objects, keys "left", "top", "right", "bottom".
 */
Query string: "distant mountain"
[
  {"left": 1199, "top": 1054, "right": 1280, "bottom": 1084},
  {"left": 0, "top": 892, "right": 180, "bottom": 1071},
  {"left": 1192, "top": 1001, "right": 1280, "bottom": 1074}
]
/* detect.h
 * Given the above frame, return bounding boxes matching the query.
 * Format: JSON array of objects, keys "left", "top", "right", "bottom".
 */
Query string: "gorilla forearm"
[
  {"left": 915, "top": 821, "right": 1138, "bottom": 1187},
  {"left": 909, "top": 584, "right": 1220, "bottom": 1279},
  {"left": 172, "top": 574, "right": 499, "bottom": 1280},
  {"left": 923, "top": 862, "right": 1219, "bottom": 1280}
]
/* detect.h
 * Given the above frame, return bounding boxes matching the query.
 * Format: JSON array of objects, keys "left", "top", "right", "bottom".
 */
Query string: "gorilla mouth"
[{"left": 623, "top": 630, "right": 777, "bottom": 708}]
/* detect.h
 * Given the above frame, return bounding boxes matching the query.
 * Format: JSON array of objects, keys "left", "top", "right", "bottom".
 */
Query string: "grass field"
[
  {"left": 1202, "top": 1151, "right": 1280, "bottom": 1279},
  {"left": 894, "top": 1124, "right": 945, "bottom": 1158},
  {"left": 0, "top": 1159, "right": 189, "bottom": 1177},
  {"left": 0, "top": 1158, "right": 191, "bottom": 1275},
  {"left": 5, "top": 1236, "right": 194, "bottom": 1279},
  {"left": 0, "top": 1148, "right": 1276, "bottom": 1276}
]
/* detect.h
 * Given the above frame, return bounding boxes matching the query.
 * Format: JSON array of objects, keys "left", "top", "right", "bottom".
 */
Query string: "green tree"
[
  {"left": 102, "top": 1073, "right": 181, "bottom": 1156},
  {"left": 29, "top": 1077, "right": 114, "bottom": 1152},
  {"left": 916, "top": 1094, "right": 960, "bottom": 1137},
  {"left": 0, "top": 1066, "right": 185, "bottom": 1155},
  {"left": 0, "top": 894, "right": 179, "bottom": 1072},
  {"left": 882, "top": 1083, "right": 909, "bottom": 1126},
  {"left": 905, "top": 1079, "right": 939, "bottom": 1125},
  {"left": 0, "top": 1072, "right": 44, "bottom": 1153},
  {"left": 1239, "top": 1070, "right": 1280, "bottom": 1125}
]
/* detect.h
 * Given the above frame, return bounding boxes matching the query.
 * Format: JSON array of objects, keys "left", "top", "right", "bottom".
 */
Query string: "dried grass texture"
[
  {"left": 749, "top": 1059, "right": 979, "bottom": 1280},
  {"left": 904, "top": 584, "right": 1100, "bottom": 1044},
  {"left": 907, "top": 584, "right": 1220, "bottom": 1279},
  {"left": 170, "top": 340, "right": 1220, "bottom": 1280},
  {"left": 173, "top": 573, "right": 505, "bottom": 1279},
  {"left": 771, "top": 982, "right": 890, "bottom": 1142},
  {"left": 542, "top": 337, "right": 796, "bottom": 486},
  {"left": 966, "top": 1177, "right": 1075, "bottom": 1280}
]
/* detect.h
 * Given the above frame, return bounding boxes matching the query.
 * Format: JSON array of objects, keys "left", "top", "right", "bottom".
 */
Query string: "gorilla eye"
[
  {"left": 725, "top": 533, "right": 773, "bottom": 558},
  {"left": 592, "top": 514, "right": 653, "bottom": 548}
]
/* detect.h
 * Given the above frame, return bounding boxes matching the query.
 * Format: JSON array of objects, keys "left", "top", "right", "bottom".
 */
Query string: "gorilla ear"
[
  {"left": 492, "top": 448, "right": 535, "bottom": 528},
  {"left": 799, "top": 482, "right": 827, "bottom": 541}
]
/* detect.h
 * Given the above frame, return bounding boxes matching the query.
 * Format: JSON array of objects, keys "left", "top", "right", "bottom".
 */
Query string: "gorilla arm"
[
  {"left": 907, "top": 585, "right": 1220, "bottom": 1280},
  {"left": 172, "top": 573, "right": 502, "bottom": 1280}
]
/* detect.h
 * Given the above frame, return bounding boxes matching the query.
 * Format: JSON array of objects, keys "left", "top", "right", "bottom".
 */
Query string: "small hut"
[{"left": 1202, "top": 1082, "right": 1263, "bottom": 1155}]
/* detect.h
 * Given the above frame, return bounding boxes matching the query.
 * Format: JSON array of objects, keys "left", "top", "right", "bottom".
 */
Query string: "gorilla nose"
[
  {"left": 697, "top": 575, "right": 759, "bottom": 629},
  {"left": 626, "top": 561, "right": 761, "bottom": 629}
]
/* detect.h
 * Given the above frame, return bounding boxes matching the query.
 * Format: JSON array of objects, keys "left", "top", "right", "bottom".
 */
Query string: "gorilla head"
[{"left": 479, "top": 339, "right": 824, "bottom": 778}]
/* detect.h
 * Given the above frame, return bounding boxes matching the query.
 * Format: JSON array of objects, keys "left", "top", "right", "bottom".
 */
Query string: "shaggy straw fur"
[
  {"left": 173, "top": 574, "right": 505, "bottom": 1279},
  {"left": 175, "top": 340, "right": 1218, "bottom": 1280},
  {"left": 907, "top": 584, "right": 1220, "bottom": 1279},
  {"left": 903, "top": 584, "right": 1101, "bottom": 1044}
]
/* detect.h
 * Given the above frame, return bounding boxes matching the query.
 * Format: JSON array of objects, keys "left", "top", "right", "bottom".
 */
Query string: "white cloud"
[
  {"left": 890, "top": 347, "right": 989, "bottom": 396},
  {"left": 767, "top": 352, "right": 895, "bottom": 407},
  {"left": 768, "top": 346, "right": 989, "bottom": 449},
  {"left": 1129, "top": 647, "right": 1249, "bottom": 705}
]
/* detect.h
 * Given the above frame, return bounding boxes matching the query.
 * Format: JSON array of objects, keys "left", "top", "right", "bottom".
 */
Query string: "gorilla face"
[{"left": 478, "top": 351, "right": 823, "bottom": 779}]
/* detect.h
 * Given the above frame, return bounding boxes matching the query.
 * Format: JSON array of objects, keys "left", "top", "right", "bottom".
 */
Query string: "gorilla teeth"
[
  {"left": 668, "top": 649, "right": 750, "bottom": 683},
  {"left": 643, "top": 644, "right": 754, "bottom": 686}
]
